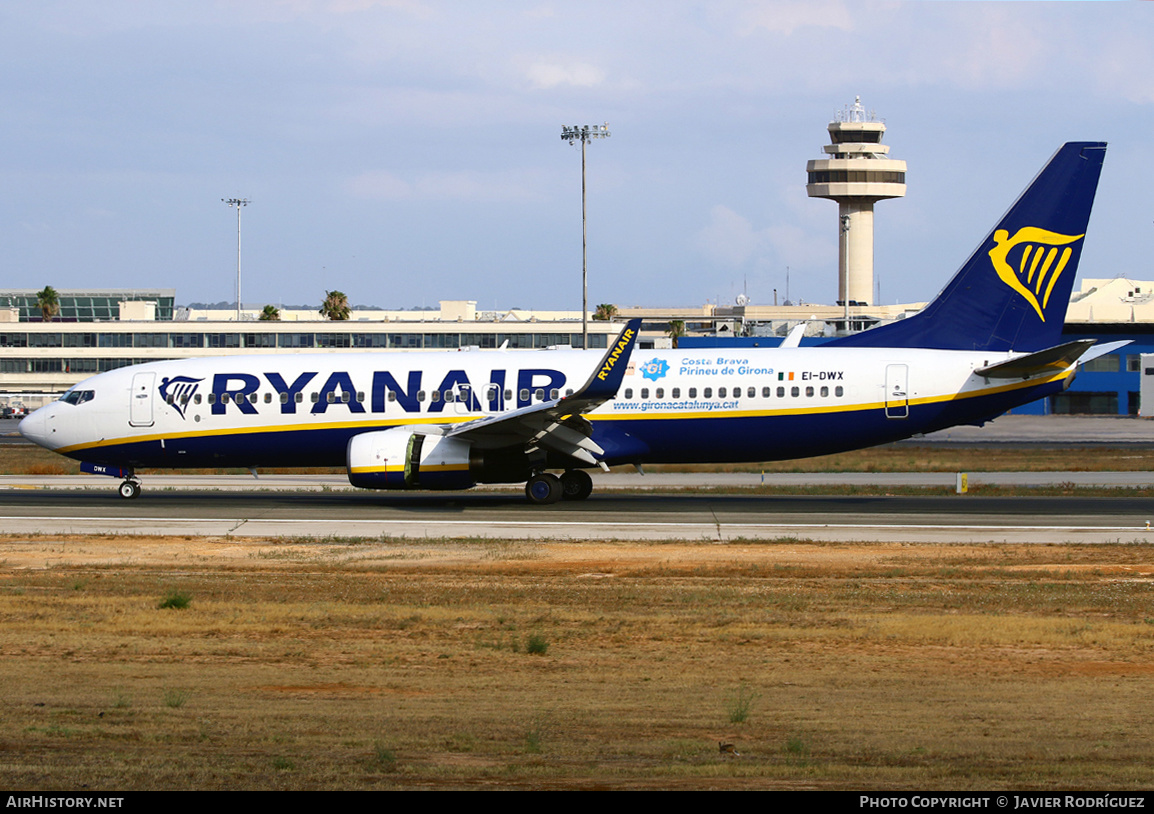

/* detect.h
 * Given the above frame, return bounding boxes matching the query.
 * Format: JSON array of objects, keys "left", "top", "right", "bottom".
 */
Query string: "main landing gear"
[
  {"left": 524, "top": 470, "right": 594, "bottom": 505},
  {"left": 118, "top": 478, "right": 142, "bottom": 499}
]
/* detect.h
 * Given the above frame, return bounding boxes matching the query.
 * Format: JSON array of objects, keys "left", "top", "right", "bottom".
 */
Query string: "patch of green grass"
[
  {"left": 163, "top": 688, "right": 191, "bottom": 708},
  {"left": 726, "top": 683, "right": 759, "bottom": 724},
  {"left": 158, "top": 590, "right": 191, "bottom": 610},
  {"left": 526, "top": 633, "right": 549, "bottom": 655},
  {"left": 371, "top": 742, "right": 398, "bottom": 771},
  {"left": 785, "top": 734, "right": 811, "bottom": 766}
]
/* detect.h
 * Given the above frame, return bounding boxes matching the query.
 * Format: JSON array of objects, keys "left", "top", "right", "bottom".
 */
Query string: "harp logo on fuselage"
[{"left": 158, "top": 376, "right": 203, "bottom": 419}]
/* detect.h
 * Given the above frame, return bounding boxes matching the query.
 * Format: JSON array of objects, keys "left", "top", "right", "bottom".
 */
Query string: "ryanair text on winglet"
[{"left": 597, "top": 328, "right": 636, "bottom": 381}]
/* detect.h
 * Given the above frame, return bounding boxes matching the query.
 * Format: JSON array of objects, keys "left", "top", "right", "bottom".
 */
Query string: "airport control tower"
[{"left": 806, "top": 97, "right": 906, "bottom": 306}]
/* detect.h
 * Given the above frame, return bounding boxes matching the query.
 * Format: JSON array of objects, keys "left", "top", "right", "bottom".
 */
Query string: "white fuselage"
[{"left": 19, "top": 344, "right": 1069, "bottom": 470}]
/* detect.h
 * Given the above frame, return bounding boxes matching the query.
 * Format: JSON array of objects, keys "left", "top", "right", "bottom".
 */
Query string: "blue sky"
[{"left": 2, "top": 1, "right": 1150, "bottom": 310}]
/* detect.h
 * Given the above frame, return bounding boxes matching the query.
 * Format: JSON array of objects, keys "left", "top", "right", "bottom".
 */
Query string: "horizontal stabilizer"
[{"left": 975, "top": 339, "right": 1098, "bottom": 379}]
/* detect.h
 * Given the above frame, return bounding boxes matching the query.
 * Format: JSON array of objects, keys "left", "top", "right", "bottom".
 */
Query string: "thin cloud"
[
  {"left": 346, "top": 169, "right": 545, "bottom": 202},
  {"left": 526, "top": 61, "right": 607, "bottom": 89}
]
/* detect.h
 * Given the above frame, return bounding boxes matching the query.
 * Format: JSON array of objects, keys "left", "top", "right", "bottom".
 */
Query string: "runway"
[
  {"left": 1, "top": 481, "right": 1152, "bottom": 543},
  {"left": 3, "top": 413, "right": 1153, "bottom": 543}
]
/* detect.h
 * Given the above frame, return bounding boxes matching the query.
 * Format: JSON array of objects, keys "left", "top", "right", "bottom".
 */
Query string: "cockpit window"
[{"left": 60, "top": 389, "right": 95, "bottom": 405}]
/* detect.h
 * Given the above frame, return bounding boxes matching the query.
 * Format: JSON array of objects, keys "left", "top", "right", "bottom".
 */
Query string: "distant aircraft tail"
[{"left": 828, "top": 142, "right": 1106, "bottom": 352}]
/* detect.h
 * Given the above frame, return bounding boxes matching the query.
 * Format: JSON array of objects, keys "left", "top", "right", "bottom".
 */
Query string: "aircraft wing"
[
  {"left": 974, "top": 339, "right": 1129, "bottom": 379},
  {"left": 445, "top": 319, "right": 642, "bottom": 466}
]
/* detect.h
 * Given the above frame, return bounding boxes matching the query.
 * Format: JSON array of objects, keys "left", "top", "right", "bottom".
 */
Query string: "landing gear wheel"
[
  {"left": 118, "top": 480, "right": 141, "bottom": 500},
  {"left": 525, "top": 473, "right": 562, "bottom": 505},
  {"left": 560, "top": 469, "right": 594, "bottom": 501}
]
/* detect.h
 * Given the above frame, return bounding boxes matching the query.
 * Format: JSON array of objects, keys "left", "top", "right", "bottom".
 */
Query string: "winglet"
[{"left": 570, "top": 318, "right": 642, "bottom": 401}]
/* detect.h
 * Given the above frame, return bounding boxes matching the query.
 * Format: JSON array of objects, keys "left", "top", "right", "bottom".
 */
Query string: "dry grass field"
[{"left": 2, "top": 534, "right": 1153, "bottom": 790}]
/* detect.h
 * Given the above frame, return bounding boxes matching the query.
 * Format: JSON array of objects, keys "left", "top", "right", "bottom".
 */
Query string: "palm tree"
[
  {"left": 593, "top": 303, "right": 618, "bottom": 321},
  {"left": 36, "top": 286, "right": 60, "bottom": 322},
  {"left": 667, "top": 319, "right": 685, "bottom": 349},
  {"left": 319, "top": 290, "right": 351, "bottom": 321},
  {"left": 259, "top": 304, "right": 281, "bottom": 321}
]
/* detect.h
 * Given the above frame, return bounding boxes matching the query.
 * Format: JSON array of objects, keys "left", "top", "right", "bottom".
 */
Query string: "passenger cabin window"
[
  {"left": 704, "top": 387, "right": 712, "bottom": 398},
  {"left": 624, "top": 388, "right": 633, "bottom": 399}
]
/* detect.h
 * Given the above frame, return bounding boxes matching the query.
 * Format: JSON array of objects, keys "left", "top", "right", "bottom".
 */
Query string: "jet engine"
[
  {"left": 346, "top": 427, "right": 537, "bottom": 491},
  {"left": 347, "top": 428, "right": 475, "bottom": 490}
]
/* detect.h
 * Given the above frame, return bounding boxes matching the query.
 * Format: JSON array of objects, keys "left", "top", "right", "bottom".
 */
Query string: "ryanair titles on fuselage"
[{"left": 171, "top": 367, "right": 572, "bottom": 418}]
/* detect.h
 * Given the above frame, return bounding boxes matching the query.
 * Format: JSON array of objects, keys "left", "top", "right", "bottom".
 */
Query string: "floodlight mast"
[
  {"left": 222, "top": 198, "right": 250, "bottom": 321},
  {"left": 560, "top": 123, "right": 610, "bottom": 349}
]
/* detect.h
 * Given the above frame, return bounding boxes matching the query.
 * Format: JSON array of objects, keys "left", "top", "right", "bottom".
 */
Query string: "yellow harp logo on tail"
[{"left": 988, "top": 227, "right": 1084, "bottom": 322}]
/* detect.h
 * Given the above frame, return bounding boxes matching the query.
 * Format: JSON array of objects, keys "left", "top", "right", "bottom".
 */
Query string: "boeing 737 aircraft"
[{"left": 20, "top": 142, "right": 1114, "bottom": 503}]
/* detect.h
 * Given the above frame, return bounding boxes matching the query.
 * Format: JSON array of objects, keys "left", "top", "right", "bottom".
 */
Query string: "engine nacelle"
[{"left": 347, "top": 428, "right": 475, "bottom": 490}]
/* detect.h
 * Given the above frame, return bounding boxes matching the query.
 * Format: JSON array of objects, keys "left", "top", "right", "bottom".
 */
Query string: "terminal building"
[
  {"left": 1, "top": 281, "right": 1150, "bottom": 418},
  {"left": 0, "top": 294, "right": 633, "bottom": 407}
]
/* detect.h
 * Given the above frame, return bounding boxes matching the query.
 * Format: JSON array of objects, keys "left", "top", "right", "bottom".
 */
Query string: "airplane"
[{"left": 19, "top": 142, "right": 1116, "bottom": 504}]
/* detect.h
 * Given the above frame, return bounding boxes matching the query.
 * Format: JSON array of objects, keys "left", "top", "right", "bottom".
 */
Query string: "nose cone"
[{"left": 18, "top": 407, "right": 52, "bottom": 449}]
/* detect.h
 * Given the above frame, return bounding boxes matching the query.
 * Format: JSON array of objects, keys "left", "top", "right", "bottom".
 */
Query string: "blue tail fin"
[{"left": 827, "top": 142, "right": 1106, "bottom": 352}]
